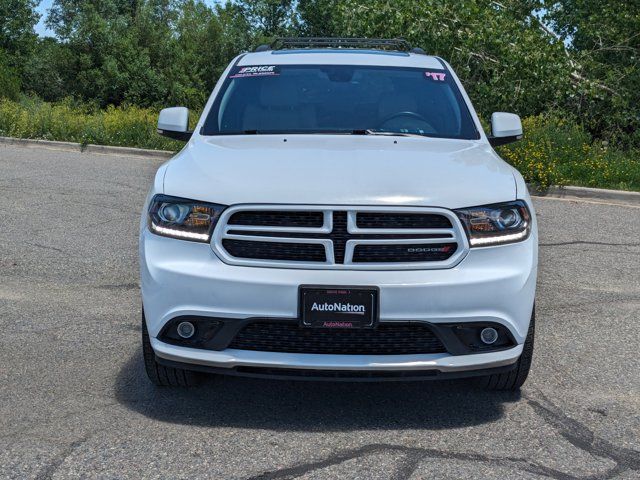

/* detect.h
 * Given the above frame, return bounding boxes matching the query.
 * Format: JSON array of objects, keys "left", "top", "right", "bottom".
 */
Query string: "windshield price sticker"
[
  {"left": 425, "top": 71, "right": 447, "bottom": 81},
  {"left": 230, "top": 65, "right": 280, "bottom": 78}
]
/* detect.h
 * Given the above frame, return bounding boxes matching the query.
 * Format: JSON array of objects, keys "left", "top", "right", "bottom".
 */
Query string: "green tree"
[
  {"left": 238, "top": 0, "right": 295, "bottom": 37},
  {"left": 0, "top": 0, "right": 40, "bottom": 57},
  {"left": 0, "top": 49, "right": 21, "bottom": 100},
  {"left": 215, "top": 1, "right": 255, "bottom": 72},
  {"left": 46, "top": 0, "right": 149, "bottom": 105},
  {"left": 294, "top": 0, "right": 342, "bottom": 36},
  {"left": 542, "top": 0, "right": 640, "bottom": 145},
  {"left": 1, "top": 0, "right": 40, "bottom": 93},
  {"left": 43, "top": 0, "right": 255, "bottom": 108},
  {"left": 21, "top": 37, "right": 72, "bottom": 100}
]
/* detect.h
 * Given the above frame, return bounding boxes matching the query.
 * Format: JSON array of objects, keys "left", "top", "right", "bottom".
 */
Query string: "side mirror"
[
  {"left": 157, "top": 107, "right": 192, "bottom": 142},
  {"left": 489, "top": 112, "right": 523, "bottom": 147}
]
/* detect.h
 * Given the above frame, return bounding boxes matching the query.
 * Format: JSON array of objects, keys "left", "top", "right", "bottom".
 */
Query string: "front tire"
[
  {"left": 478, "top": 309, "right": 535, "bottom": 391},
  {"left": 142, "top": 313, "right": 200, "bottom": 387}
]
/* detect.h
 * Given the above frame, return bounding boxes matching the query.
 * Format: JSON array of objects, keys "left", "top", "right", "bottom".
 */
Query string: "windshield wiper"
[
  {"left": 351, "top": 129, "right": 427, "bottom": 138},
  {"left": 230, "top": 129, "right": 429, "bottom": 137}
]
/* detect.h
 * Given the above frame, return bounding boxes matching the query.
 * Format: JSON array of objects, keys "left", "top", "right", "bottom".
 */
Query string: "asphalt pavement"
[{"left": 0, "top": 143, "right": 639, "bottom": 479}]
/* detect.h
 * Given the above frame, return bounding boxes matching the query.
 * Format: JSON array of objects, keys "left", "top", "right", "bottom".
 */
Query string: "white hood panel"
[{"left": 163, "top": 135, "right": 516, "bottom": 209}]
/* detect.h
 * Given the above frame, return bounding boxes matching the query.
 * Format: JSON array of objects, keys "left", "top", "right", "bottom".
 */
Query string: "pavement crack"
[
  {"left": 524, "top": 392, "right": 640, "bottom": 479},
  {"left": 245, "top": 443, "right": 573, "bottom": 480},
  {"left": 392, "top": 451, "right": 424, "bottom": 480},
  {"left": 34, "top": 435, "right": 90, "bottom": 480},
  {"left": 246, "top": 393, "right": 640, "bottom": 480}
]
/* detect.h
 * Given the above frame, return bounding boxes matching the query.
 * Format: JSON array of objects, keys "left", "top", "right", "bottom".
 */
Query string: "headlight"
[
  {"left": 148, "top": 195, "right": 226, "bottom": 242},
  {"left": 454, "top": 200, "right": 531, "bottom": 247}
]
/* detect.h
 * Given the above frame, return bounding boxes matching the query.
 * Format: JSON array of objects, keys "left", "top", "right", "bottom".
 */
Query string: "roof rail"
[{"left": 263, "top": 37, "right": 415, "bottom": 52}]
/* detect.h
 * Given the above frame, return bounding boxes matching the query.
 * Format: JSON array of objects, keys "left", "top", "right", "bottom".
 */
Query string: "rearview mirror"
[
  {"left": 157, "top": 107, "right": 192, "bottom": 142},
  {"left": 489, "top": 112, "right": 522, "bottom": 147}
]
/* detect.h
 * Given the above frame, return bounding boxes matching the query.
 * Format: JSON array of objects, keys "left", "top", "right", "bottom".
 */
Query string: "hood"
[{"left": 163, "top": 135, "right": 516, "bottom": 209}]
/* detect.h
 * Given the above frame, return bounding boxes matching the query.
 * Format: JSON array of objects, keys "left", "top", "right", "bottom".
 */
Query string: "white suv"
[{"left": 140, "top": 38, "right": 537, "bottom": 390}]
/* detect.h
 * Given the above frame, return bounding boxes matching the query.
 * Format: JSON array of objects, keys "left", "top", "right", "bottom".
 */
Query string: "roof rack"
[{"left": 255, "top": 37, "right": 421, "bottom": 53}]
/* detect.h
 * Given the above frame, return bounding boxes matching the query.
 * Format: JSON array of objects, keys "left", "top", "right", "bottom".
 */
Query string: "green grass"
[{"left": 1, "top": 98, "right": 638, "bottom": 192}]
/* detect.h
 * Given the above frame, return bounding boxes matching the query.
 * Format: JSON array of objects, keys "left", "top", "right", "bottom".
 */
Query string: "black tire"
[
  {"left": 478, "top": 309, "right": 535, "bottom": 391},
  {"left": 142, "top": 313, "right": 200, "bottom": 387}
]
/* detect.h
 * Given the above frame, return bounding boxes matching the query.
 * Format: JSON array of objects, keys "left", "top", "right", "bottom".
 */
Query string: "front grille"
[
  {"left": 228, "top": 321, "right": 447, "bottom": 355},
  {"left": 214, "top": 206, "right": 467, "bottom": 269},
  {"left": 222, "top": 239, "right": 326, "bottom": 262},
  {"left": 228, "top": 211, "right": 323, "bottom": 228},
  {"left": 357, "top": 212, "right": 452, "bottom": 229},
  {"left": 331, "top": 211, "right": 348, "bottom": 263},
  {"left": 353, "top": 243, "right": 458, "bottom": 263}
]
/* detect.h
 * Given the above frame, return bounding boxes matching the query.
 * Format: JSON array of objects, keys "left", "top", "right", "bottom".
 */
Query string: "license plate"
[{"left": 299, "top": 286, "right": 379, "bottom": 329}]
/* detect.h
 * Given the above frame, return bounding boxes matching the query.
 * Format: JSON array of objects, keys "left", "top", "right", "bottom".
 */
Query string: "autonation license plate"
[{"left": 299, "top": 286, "right": 379, "bottom": 329}]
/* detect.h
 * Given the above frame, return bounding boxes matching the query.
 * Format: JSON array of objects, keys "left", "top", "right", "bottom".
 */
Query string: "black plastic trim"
[
  {"left": 156, "top": 356, "right": 517, "bottom": 382},
  {"left": 271, "top": 37, "right": 412, "bottom": 52},
  {"left": 156, "top": 316, "right": 517, "bottom": 356},
  {"left": 158, "top": 316, "right": 224, "bottom": 348},
  {"left": 489, "top": 134, "right": 523, "bottom": 147},
  {"left": 157, "top": 128, "right": 193, "bottom": 142},
  {"left": 431, "top": 321, "right": 518, "bottom": 355}
]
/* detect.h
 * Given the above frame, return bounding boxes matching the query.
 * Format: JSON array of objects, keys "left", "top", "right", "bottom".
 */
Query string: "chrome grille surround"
[{"left": 211, "top": 205, "right": 470, "bottom": 270}]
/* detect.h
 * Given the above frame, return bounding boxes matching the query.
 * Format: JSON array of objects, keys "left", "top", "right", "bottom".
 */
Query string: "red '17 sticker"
[{"left": 425, "top": 71, "right": 447, "bottom": 81}]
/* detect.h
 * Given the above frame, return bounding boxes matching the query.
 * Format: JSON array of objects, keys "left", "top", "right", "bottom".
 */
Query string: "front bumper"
[
  {"left": 152, "top": 337, "right": 523, "bottom": 376},
  {"left": 141, "top": 227, "right": 537, "bottom": 374}
]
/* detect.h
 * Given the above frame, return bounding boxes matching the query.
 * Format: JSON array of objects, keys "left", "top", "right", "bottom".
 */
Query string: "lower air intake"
[{"left": 228, "top": 321, "right": 447, "bottom": 355}]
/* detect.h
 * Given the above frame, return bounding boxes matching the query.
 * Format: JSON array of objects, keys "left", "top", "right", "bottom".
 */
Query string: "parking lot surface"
[{"left": 0, "top": 144, "right": 639, "bottom": 479}]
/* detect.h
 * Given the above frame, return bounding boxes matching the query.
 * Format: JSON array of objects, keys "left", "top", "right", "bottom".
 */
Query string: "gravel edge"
[{"left": 0, "top": 136, "right": 173, "bottom": 159}]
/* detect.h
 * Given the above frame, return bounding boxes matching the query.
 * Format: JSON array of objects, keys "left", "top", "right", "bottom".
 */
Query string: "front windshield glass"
[{"left": 202, "top": 64, "right": 479, "bottom": 139}]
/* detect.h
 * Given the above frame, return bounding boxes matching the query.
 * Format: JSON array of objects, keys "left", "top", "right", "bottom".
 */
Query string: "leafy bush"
[
  {"left": 0, "top": 97, "right": 184, "bottom": 151},
  {"left": 498, "top": 115, "right": 640, "bottom": 191}
]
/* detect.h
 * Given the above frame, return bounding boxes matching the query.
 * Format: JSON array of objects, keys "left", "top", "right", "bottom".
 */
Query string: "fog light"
[
  {"left": 177, "top": 321, "right": 195, "bottom": 339},
  {"left": 480, "top": 327, "right": 498, "bottom": 345}
]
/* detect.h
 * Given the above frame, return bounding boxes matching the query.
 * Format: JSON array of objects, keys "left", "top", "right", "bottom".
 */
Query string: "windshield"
[{"left": 202, "top": 64, "right": 479, "bottom": 139}]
